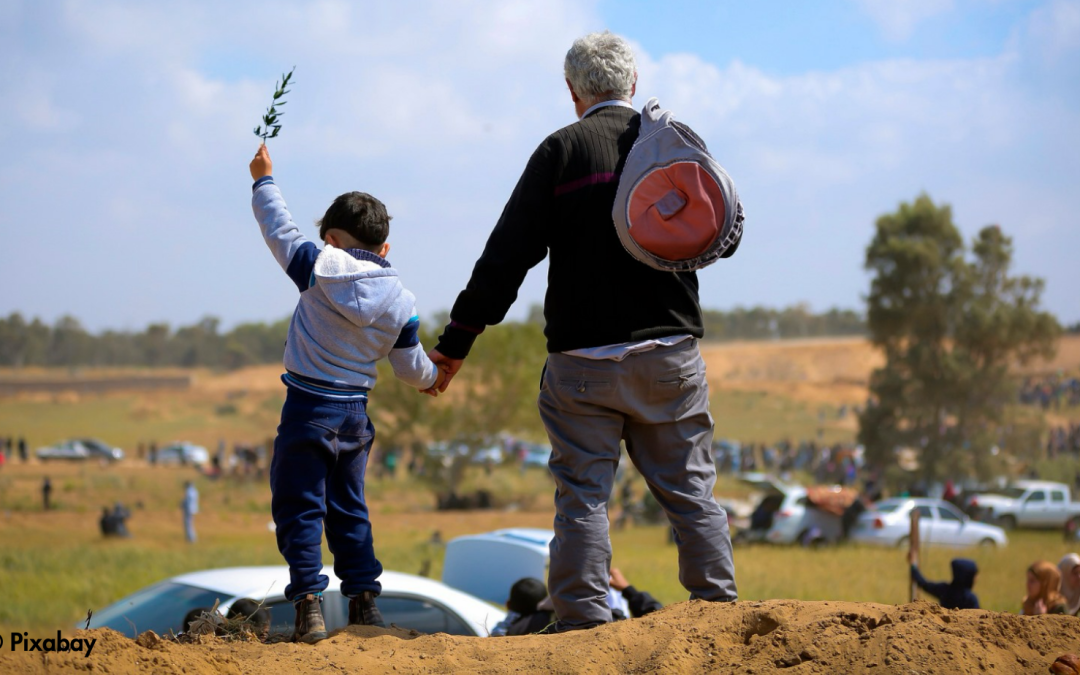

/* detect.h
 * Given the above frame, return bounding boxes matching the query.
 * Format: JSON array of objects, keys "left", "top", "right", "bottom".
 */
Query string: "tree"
[
  {"left": 858, "top": 195, "right": 1060, "bottom": 484},
  {"left": 369, "top": 321, "right": 547, "bottom": 498}
]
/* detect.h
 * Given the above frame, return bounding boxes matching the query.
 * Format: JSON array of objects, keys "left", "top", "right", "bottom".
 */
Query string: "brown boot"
[
  {"left": 293, "top": 594, "right": 328, "bottom": 644},
  {"left": 348, "top": 591, "right": 386, "bottom": 628}
]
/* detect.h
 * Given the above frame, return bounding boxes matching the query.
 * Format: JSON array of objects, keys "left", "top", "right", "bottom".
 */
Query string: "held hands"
[
  {"left": 421, "top": 366, "right": 449, "bottom": 397},
  {"left": 419, "top": 350, "right": 465, "bottom": 397},
  {"left": 249, "top": 144, "right": 273, "bottom": 181},
  {"left": 427, "top": 349, "right": 464, "bottom": 393}
]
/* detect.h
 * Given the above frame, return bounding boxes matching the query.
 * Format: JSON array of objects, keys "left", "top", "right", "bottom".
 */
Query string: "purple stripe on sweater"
[
  {"left": 554, "top": 172, "right": 616, "bottom": 197},
  {"left": 450, "top": 320, "right": 485, "bottom": 335}
]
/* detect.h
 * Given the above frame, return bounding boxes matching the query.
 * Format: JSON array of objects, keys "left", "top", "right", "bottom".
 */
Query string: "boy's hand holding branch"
[{"left": 250, "top": 144, "right": 273, "bottom": 181}]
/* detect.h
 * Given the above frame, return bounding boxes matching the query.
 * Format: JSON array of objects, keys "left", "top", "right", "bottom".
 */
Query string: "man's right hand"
[
  {"left": 250, "top": 144, "right": 272, "bottom": 181},
  {"left": 428, "top": 349, "right": 464, "bottom": 393}
]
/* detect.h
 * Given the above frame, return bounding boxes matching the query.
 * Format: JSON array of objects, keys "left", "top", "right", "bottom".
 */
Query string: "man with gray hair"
[{"left": 430, "top": 31, "right": 739, "bottom": 631}]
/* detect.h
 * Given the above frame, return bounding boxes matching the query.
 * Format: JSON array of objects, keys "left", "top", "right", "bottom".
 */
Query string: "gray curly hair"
[{"left": 564, "top": 31, "right": 637, "bottom": 105}]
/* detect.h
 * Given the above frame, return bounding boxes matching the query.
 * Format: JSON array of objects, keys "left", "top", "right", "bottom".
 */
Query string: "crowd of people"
[
  {"left": 713, "top": 438, "right": 866, "bottom": 487},
  {"left": 1047, "top": 423, "right": 1080, "bottom": 458},
  {"left": 1019, "top": 374, "right": 1080, "bottom": 410},
  {"left": 911, "top": 554, "right": 1080, "bottom": 617}
]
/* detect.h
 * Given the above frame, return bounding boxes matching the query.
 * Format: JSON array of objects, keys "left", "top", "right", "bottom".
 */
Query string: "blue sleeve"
[
  {"left": 285, "top": 242, "right": 319, "bottom": 292},
  {"left": 910, "top": 564, "right": 949, "bottom": 600},
  {"left": 393, "top": 315, "right": 421, "bottom": 349}
]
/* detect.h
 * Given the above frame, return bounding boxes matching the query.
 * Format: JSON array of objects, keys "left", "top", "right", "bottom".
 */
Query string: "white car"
[
  {"left": 851, "top": 498, "right": 1008, "bottom": 548},
  {"left": 85, "top": 567, "right": 505, "bottom": 638},
  {"left": 154, "top": 442, "right": 210, "bottom": 466},
  {"left": 965, "top": 481, "right": 1080, "bottom": 530},
  {"left": 735, "top": 474, "right": 846, "bottom": 546}
]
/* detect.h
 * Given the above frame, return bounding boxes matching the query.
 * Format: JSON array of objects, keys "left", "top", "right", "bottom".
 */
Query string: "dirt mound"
[{"left": 4, "top": 600, "right": 1077, "bottom": 674}]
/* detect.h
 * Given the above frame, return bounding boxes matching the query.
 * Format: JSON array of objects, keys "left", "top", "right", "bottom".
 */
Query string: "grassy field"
[{"left": 1, "top": 462, "right": 1077, "bottom": 636}]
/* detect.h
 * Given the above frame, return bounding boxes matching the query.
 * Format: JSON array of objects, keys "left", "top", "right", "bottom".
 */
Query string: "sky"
[{"left": 1, "top": 0, "right": 1077, "bottom": 333}]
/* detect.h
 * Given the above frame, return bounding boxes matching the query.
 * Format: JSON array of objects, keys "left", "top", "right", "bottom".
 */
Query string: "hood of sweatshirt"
[
  {"left": 313, "top": 245, "right": 402, "bottom": 328},
  {"left": 951, "top": 558, "right": 978, "bottom": 590}
]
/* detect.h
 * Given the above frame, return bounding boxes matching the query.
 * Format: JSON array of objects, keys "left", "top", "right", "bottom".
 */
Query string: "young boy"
[{"left": 249, "top": 144, "right": 443, "bottom": 643}]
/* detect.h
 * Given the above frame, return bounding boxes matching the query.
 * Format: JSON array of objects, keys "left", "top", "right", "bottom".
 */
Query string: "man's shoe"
[
  {"left": 293, "top": 594, "right": 328, "bottom": 644},
  {"left": 348, "top": 591, "right": 386, "bottom": 628}
]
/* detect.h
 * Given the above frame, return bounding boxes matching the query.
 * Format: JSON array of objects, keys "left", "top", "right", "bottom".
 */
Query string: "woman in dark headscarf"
[{"left": 1022, "top": 560, "right": 1068, "bottom": 615}]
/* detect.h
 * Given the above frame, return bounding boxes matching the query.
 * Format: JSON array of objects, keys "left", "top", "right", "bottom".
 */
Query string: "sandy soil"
[{"left": 4, "top": 599, "right": 1077, "bottom": 674}]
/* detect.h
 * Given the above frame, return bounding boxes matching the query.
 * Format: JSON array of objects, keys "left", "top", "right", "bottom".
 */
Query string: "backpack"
[{"left": 612, "top": 97, "right": 744, "bottom": 272}]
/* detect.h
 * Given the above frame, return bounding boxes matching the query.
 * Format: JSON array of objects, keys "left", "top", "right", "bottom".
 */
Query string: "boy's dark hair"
[{"left": 318, "top": 191, "right": 391, "bottom": 251}]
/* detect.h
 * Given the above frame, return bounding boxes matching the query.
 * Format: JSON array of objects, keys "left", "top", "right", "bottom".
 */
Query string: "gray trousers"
[{"left": 539, "top": 339, "right": 737, "bottom": 629}]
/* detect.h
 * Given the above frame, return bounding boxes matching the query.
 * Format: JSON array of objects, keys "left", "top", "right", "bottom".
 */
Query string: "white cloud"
[
  {"left": 1024, "top": 0, "right": 1080, "bottom": 61},
  {"left": 853, "top": 0, "right": 955, "bottom": 40}
]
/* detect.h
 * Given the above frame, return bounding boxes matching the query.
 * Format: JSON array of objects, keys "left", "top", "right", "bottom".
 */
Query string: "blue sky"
[{"left": 1, "top": 0, "right": 1077, "bottom": 333}]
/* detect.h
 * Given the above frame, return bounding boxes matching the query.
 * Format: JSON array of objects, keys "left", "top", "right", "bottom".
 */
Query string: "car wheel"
[
  {"left": 897, "top": 536, "right": 910, "bottom": 550},
  {"left": 997, "top": 515, "right": 1017, "bottom": 531},
  {"left": 978, "top": 538, "right": 997, "bottom": 549}
]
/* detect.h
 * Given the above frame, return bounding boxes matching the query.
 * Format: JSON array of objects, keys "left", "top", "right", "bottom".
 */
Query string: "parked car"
[
  {"left": 964, "top": 481, "right": 1080, "bottom": 531},
  {"left": 84, "top": 566, "right": 505, "bottom": 638},
  {"left": 851, "top": 498, "right": 1008, "bottom": 548},
  {"left": 471, "top": 446, "right": 504, "bottom": 465},
  {"left": 521, "top": 444, "right": 552, "bottom": 469},
  {"left": 36, "top": 439, "right": 124, "bottom": 462},
  {"left": 154, "top": 442, "right": 210, "bottom": 466},
  {"left": 733, "top": 474, "right": 856, "bottom": 546}
]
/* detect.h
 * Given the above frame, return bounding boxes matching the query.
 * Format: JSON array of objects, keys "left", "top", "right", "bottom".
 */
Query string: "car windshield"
[
  {"left": 872, "top": 501, "right": 903, "bottom": 513},
  {"left": 88, "top": 581, "right": 228, "bottom": 638}
]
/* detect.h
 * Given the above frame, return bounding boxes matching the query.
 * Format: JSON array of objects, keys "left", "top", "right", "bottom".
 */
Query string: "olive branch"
[{"left": 253, "top": 67, "right": 295, "bottom": 142}]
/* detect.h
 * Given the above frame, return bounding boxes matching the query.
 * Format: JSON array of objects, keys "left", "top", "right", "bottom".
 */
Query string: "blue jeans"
[
  {"left": 183, "top": 512, "right": 196, "bottom": 542},
  {"left": 271, "top": 388, "right": 382, "bottom": 601}
]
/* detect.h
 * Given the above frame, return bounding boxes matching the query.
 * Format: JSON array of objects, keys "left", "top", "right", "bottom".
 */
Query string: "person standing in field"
[
  {"left": 42, "top": 476, "right": 52, "bottom": 511},
  {"left": 429, "top": 31, "right": 740, "bottom": 631},
  {"left": 181, "top": 481, "right": 199, "bottom": 543}
]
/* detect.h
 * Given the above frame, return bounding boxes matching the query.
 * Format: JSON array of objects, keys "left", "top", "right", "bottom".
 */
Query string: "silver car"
[
  {"left": 37, "top": 439, "right": 124, "bottom": 462},
  {"left": 851, "top": 498, "right": 1008, "bottom": 548}
]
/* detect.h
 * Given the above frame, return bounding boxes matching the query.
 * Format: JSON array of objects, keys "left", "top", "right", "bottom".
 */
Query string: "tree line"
[
  {"left": 0, "top": 315, "right": 289, "bottom": 370},
  {"left": 0, "top": 305, "right": 868, "bottom": 370}
]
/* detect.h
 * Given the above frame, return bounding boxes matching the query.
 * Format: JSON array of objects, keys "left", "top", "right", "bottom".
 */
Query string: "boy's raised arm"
[{"left": 249, "top": 144, "right": 319, "bottom": 292}]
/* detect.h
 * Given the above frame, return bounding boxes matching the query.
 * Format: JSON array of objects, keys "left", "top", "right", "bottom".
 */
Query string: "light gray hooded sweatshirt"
[{"left": 252, "top": 177, "right": 437, "bottom": 396}]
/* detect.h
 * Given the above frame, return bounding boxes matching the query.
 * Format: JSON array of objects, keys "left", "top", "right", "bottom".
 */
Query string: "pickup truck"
[{"left": 967, "top": 480, "right": 1080, "bottom": 531}]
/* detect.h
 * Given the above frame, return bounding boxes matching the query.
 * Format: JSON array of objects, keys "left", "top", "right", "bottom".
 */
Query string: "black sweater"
[{"left": 436, "top": 105, "right": 730, "bottom": 358}]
